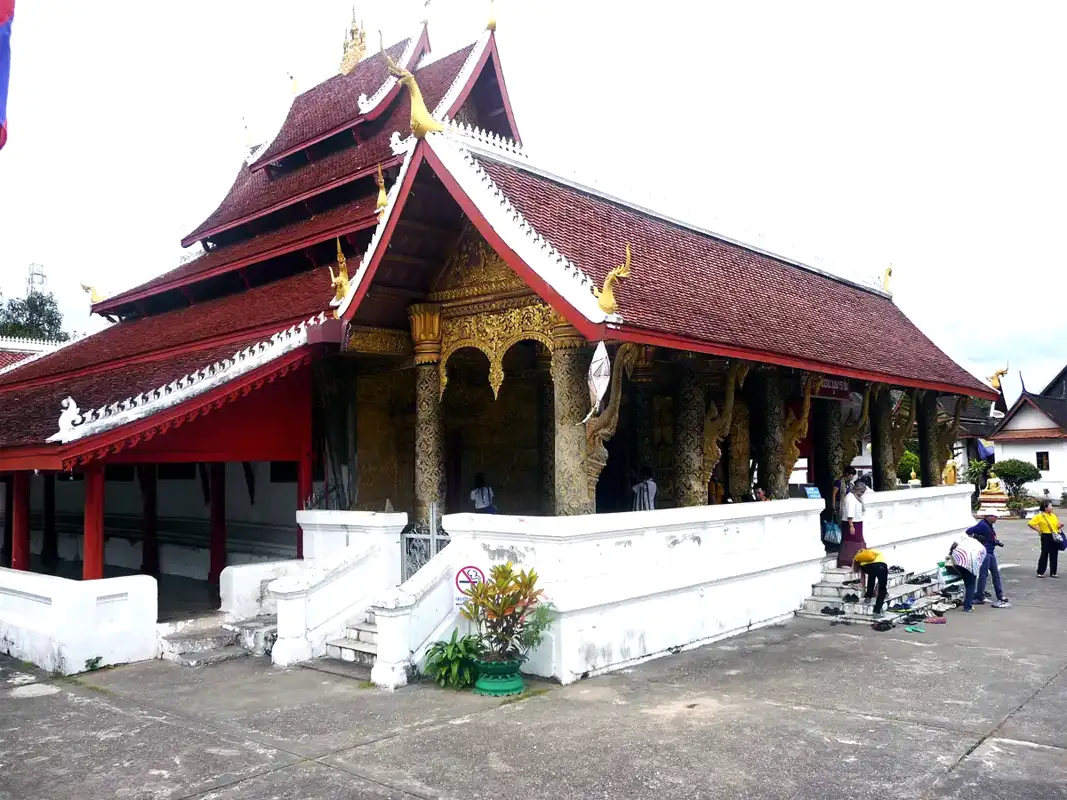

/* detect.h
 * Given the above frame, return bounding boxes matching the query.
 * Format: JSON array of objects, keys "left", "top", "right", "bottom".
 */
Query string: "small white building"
[{"left": 990, "top": 365, "right": 1067, "bottom": 501}]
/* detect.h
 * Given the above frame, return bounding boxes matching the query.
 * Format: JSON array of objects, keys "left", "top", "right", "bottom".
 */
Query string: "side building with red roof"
[{"left": 1, "top": 12, "right": 993, "bottom": 625}]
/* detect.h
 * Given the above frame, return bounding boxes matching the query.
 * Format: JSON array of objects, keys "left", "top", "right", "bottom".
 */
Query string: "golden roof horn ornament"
[
  {"left": 988, "top": 364, "right": 1009, "bottom": 391},
  {"left": 883, "top": 264, "right": 893, "bottom": 292},
  {"left": 340, "top": 8, "right": 366, "bottom": 75},
  {"left": 592, "top": 244, "right": 631, "bottom": 315},
  {"left": 380, "top": 30, "right": 443, "bottom": 138},
  {"left": 375, "top": 164, "right": 388, "bottom": 219},
  {"left": 328, "top": 238, "right": 352, "bottom": 315},
  {"left": 487, "top": 0, "right": 497, "bottom": 32},
  {"left": 80, "top": 284, "right": 105, "bottom": 304}
]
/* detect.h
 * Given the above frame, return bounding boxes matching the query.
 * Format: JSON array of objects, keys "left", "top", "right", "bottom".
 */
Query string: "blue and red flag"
[{"left": 0, "top": 0, "right": 14, "bottom": 150}]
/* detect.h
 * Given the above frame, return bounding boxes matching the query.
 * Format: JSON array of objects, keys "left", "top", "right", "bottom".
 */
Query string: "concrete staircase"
[
  {"left": 160, "top": 615, "right": 277, "bottom": 667},
  {"left": 798, "top": 559, "right": 949, "bottom": 624},
  {"left": 321, "top": 609, "right": 378, "bottom": 679}
]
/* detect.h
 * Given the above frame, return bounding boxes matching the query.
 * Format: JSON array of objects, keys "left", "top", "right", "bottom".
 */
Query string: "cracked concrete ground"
[{"left": 1, "top": 520, "right": 1064, "bottom": 799}]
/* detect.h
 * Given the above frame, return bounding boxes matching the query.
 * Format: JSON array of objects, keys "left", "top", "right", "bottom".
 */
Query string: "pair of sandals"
[
  {"left": 820, "top": 606, "right": 847, "bottom": 616},
  {"left": 842, "top": 593, "right": 861, "bottom": 603}
]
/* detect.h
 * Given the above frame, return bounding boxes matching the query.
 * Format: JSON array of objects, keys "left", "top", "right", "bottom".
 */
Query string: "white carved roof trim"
[
  {"left": 357, "top": 30, "right": 424, "bottom": 115},
  {"left": 335, "top": 138, "right": 420, "bottom": 319},
  {"left": 45, "top": 313, "right": 327, "bottom": 445},
  {"left": 0, "top": 335, "right": 63, "bottom": 354},
  {"left": 426, "top": 131, "right": 607, "bottom": 324},
  {"left": 430, "top": 30, "right": 492, "bottom": 119},
  {"left": 451, "top": 128, "right": 892, "bottom": 300},
  {"left": 0, "top": 333, "right": 86, "bottom": 378}
]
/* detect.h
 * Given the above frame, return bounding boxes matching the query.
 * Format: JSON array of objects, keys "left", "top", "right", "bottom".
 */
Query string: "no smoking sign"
[{"left": 454, "top": 565, "right": 485, "bottom": 608}]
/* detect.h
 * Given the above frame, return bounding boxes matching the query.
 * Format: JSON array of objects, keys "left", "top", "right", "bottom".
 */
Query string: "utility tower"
[{"left": 25, "top": 263, "right": 46, "bottom": 296}]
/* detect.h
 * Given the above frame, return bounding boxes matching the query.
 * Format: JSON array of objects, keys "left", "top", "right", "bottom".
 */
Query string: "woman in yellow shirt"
[
  {"left": 1029, "top": 500, "right": 1063, "bottom": 578},
  {"left": 852, "top": 548, "right": 888, "bottom": 615}
]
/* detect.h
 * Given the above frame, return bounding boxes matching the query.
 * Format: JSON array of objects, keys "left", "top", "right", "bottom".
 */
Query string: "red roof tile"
[
  {"left": 183, "top": 43, "right": 478, "bottom": 245},
  {"left": 97, "top": 193, "right": 379, "bottom": 312},
  {"left": 0, "top": 267, "right": 335, "bottom": 389},
  {"left": 251, "top": 39, "right": 418, "bottom": 167},
  {"left": 474, "top": 154, "right": 989, "bottom": 395},
  {"left": 0, "top": 351, "right": 32, "bottom": 370}
]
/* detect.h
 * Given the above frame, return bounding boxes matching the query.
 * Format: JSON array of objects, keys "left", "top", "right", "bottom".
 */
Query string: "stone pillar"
[
  {"left": 916, "top": 392, "right": 939, "bottom": 487},
  {"left": 409, "top": 303, "right": 445, "bottom": 525},
  {"left": 10, "top": 471, "right": 30, "bottom": 571},
  {"left": 754, "top": 370, "right": 788, "bottom": 499},
  {"left": 550, "top": 316, "right": 593, "bottom": 515},
  {"left": 728, "top": 397, "right": 751, "bottom": 502},
  {"left": 631, "top": 346, "right": 656, "bottom": 477},
  {"left": 43, "top": 473, "right": 58, "bottom": 568},
  {"left": 138, "top": 465, "right": 159, "bottom": 576},
  {"left": 870, "top": 388, "right": 895, "bottom": 491},
  {"left": 673, "top": 361, "right": 706, "bottom": 507},
  {"left": 811, "top": 399, "right": 843, "bottom": 513},
  {"left": 537, "top": 352, "right": 555, "bottom": 514},
  {"left": 209, "top": 463, "right": 227, "bottom": 584},
  {"left": 83, "top": 464, "right": 105, "bottom": 580}
]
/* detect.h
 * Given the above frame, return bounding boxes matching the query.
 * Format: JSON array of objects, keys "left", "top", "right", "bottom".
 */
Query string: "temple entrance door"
[
  {"left": 596, "top": 432, "right": 632, "bottom": 512},
  {"left": 445, "top": 429, "right": 463, "bottom": 513}
]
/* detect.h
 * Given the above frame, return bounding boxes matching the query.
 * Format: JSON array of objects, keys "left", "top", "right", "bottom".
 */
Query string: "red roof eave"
[{"left": 247, "top": 29, "right": 432, "bottom": 174}]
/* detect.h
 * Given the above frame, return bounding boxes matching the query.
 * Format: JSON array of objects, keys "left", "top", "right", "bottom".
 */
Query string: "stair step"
[
  {"left": 161, "top": 627, "right": 238, "bottom": 658},
  {"left": 302, "top": 660, "right": 374, "bottom": 683},
  {"left": 803, "top": 582, "right": 942, "bottom": 616},
  {"left": 325, "top": 638, "right": 378, "bottom": 668},
  {"left": 222, "top": 616, "right": 278, "bottom": 657},
  {"left": 344, "top": 621, "right": 378, "bottom": 644},
  {"left": 174, "top": 645, "right": 249, "bottom": 668},
  {"left": 798, "top": 593, "right": 948, "bottom": 625}
]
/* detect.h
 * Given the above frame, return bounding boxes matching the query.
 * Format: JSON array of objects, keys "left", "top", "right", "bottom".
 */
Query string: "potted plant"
[{"left": 460, "top": 562, "right": 553, "bottom": 697}]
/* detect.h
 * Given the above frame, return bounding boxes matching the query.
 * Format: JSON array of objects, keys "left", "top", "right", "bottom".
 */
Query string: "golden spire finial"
[
  {"left": 375, "top": 164, "right": 388, "bottom": 219},
  {"left": 80, "top": 284, "right": 105, "bottom": 305},
  {"left": 988, "top": 364, "right": 1009, "bottom": 391},
  {"left": 379, "top": 30, "right": 444, "bottom": 138},
  {"left": 340, "top": 7, "right": 367, "bottom": 75},
  {"left": 487, "top": 0, "right": 497, "bottom": 31},
  {"left": 328, "top": 238, "right": 352, "bottom": 316},
  {"left": 883, "top": 264, "right": 893, "bottom": 292},
  {"left": 592, "top": 245, "right": 632, "bottom": 315}
]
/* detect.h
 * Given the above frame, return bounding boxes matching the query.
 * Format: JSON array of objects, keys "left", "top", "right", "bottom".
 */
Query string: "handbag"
[
  {"left": 1054, "top": 532, "right": 1067, "bottom": 552},
  {"left": 822, "top": 519, "right": 842, "bottom": 545}
]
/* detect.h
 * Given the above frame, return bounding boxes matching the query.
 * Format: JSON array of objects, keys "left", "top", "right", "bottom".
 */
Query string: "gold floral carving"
[
  {"left": 551, "top": 344, "right": 592, "bottom": 515},
  {"left": 631, "top": 345, "right": 656, "bottom": 383},
  {"left": 414, "top": 363, "right": 445, "bottom": 523},
  {"left": 841, "top": 383, "right": 872, "bottom": 474},
  {"left": 728, "top": 397, "right": 751, "bottom": 502},
  {"left": 699, "top": 360, "right": 751, "bottom": 489},
  {"left": 781, "top": 372, "right": 824, "bottom": 480},
  {"left": 675, "top": 366, "right": 707, "bottom": 507},
  {"left": 439, "top": 302, "right": 554, "bottom": 399},
  {"left": 408, "top": 303, "right": 442, "bottom": 364},
  {"left": 585, "top": 343, "right": 638, "bottom": 501},
  {"left": 346, "top": 326, "right": 413, "bottom": 356},
  {"left": 430, "top": 222, "right": 528, "bottom": 304}
]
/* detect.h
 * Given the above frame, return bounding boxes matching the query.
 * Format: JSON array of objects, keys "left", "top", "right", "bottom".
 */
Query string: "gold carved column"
[
  {"left": 409, "top": 303, "right": 445, "bottom": 525},
  {"left": 674, "top": 358, "right": 707, "bottom": 507},
  {"left": 550, "top": 316, "right": 593, "bottom": 515}
]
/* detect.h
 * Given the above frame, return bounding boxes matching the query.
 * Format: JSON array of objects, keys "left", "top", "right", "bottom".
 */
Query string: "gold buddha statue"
[
  {"left": 942, "top": 460, "right": 958, "bottom": 485},
  {"left": 983, "top": 471, "right": 1004, "bottom": 495}
]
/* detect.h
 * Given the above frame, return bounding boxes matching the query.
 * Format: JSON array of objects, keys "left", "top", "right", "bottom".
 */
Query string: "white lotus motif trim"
[{"left": 431, "top": 31, "right": 492, "bottom": 119}]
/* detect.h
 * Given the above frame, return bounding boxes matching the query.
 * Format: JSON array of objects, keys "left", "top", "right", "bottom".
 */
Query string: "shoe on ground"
[
  {"left": 973, "top": 600, "right": 986, "bottom": 605},
  {"left": 992, "top": 600, "right": 1011, "bottom": 608},
  {"left": 1051, "top": 574, "right": 1060, "bottom": 579},
  {"left": 1036, "top": 573, "right": 1045, "bottom": 578}
]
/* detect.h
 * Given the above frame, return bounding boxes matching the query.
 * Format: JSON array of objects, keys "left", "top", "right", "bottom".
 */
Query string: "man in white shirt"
[
  {"left": 632, "top": 466, "right": 657, "bottom": 511},
  {"left": 470, "top": 473, "right": 495, "bottom": 513}
]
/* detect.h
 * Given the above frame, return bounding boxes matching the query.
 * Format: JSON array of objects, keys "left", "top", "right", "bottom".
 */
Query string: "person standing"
[
  {"left": 852, "top": 547, "right": 888, "bottom": 615},
  {"left": 1029, "top": 499, "right": 1063, "bottom": 578},
  {"left": 470, "top": 473, "right": 496, "bottom": 514},
  {"left": 632, "top": 466, "right": 657, "bottom": 511},
  {"left": 837, "top": 482, "right": 868, "bottom": 567},
  {"left": 966, "top": 513, "right": 1010, "bottom": 607},
  {"left": 832, "top": 466, "right": 857, "bottom": 522},
  {"left": 947, "top": 536, "right": 988, "bottom": 611}
]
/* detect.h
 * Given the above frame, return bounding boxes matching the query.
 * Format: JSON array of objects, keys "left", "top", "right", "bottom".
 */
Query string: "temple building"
[
  {"left": 989, "top": 365, "right": 1067, "bottom": 499},
  {"left": 1, "top": 10, "right": 995, "bottom": 661}
]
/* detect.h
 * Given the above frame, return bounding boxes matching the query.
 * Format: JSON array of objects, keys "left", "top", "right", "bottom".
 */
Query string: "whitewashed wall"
[
  {"left": 994, "top": 440, "right": 1067, "bottom": 499},
  {"left": 862, "top": 485, "right": 975, "bottom": 569},
  {"left": 0, "top": 568, "right": 157, "bottom": 674}
]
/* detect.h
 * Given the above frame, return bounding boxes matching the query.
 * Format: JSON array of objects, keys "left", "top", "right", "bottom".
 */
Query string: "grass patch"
[
  {"left": 58, "top": 675, "right": 113, "bottom": 695},
  {"left": 357, "top": 680, "right": 376, "bottom": 690},
  {"left": 498, "top": 687, "right": 550, "bottom": 706}
]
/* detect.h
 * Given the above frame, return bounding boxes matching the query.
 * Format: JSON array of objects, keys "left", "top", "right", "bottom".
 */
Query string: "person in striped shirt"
[
  {"left": 852, "top": 548, "right": 888, "bottom": 615},
  {"left": 947, "top": 536, "right": 988, "bottom": 612}
]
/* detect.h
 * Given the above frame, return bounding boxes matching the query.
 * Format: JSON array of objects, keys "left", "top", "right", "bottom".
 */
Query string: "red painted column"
[
  {"left": 209, "top": 463, "right": 226, "bottom": 583},
  {"left": 2, "top": 476, "right": 12, "bottom": 567},
  {"left": 296, "top": 452, "right": 312, "bottom": 560},
  {"left": 42, "top": 473, "right": 58, "bottom": 566},
  {"left": 10, "top": 471, "right": 31, "bottom": 571},
  {"left": 83, "top": 464, "right": 105, "bottom": 580},
  {"left": 139, "top": 465, "right": 159, "bottom": 575}
]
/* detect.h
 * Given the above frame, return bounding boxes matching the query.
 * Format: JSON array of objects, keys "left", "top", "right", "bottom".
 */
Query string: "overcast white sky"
[{"left": 1, "top": 1, "right": 1064, "bottom": 401}]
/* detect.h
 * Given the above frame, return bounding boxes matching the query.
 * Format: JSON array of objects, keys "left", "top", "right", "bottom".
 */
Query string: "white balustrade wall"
[
  {"left": 0, "top": 569, "right": 157, "bottom": 675},
  {"left": 862, "top": 484, "right": 975, "bottom": 569}
]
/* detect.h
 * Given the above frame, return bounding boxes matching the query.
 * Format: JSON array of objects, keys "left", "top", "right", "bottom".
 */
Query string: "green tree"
[
  {"left": 896, "top": 450, "right": 919, "bottom": 483},
  {"left": 989, "top": 459, "right": 1042, "bottom": 500},
  {"left": 0, "top": 291, "right": 71, "bottom": 341}
]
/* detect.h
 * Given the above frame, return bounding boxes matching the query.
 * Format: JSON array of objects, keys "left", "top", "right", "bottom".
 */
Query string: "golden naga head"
[
  {"left": 375, "top": 164, "right": 388, "bottom": 219},
  {"left": 379, "top": 30, "right": 444, "bottom": 138},
  {"left": 380, "top": 30, "right": 413, "bottom": 82},
  {"left": 987, "top": 365, "right": 1008, "bottom": 390}
]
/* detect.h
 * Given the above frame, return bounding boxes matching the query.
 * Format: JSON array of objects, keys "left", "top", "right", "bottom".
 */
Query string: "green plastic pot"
[{"left": 473, "top": 659, "right": 524, "bottom": 697}]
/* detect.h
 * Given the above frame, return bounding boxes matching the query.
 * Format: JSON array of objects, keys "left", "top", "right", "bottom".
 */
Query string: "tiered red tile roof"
[
  {"left": 0, "top": 336, "right": 59, "bottom": 370},
  {"left": 183, "top": 43, "right": 478, "bottom": 245}
]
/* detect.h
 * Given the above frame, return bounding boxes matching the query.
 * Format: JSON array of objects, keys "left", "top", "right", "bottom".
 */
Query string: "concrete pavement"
[{"left": 1, "top": 519, "right": 1064, "bottom": 799}]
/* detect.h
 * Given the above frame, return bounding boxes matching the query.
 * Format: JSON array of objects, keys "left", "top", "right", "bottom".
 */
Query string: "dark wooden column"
[
  {"left": 916, "top": 392, "right": 939, "bottom": 488},
  {"left": 2, "top": 476, "right": 12, "bottom": 567},
  {"left": 10, "top": 471, "right": 31, "bottom": 571},
  {"left": 42, "top": 473, "right": 58, "bottom": 567},
  {"left": 138, "top": 465, "right": 159, "bottom": 575},
  {"left": 754, "top": 370, "right": 788, "bottom": 499},
  {"left": 869, "top": 388, "right": 895, "bottom": 491},
  {"left": 209, "top": 463, "right": 227, "bottom": 583},
  {"left": 811, "top": 399, "right": 843, "bottom": 515},
  {"left": 83, "top": 464, "right": 105, "bottom": 580}
]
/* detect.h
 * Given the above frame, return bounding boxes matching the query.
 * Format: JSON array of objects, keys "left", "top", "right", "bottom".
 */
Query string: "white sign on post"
[{"left": 454, "top": 565, "right": 485, "bottom": 609}]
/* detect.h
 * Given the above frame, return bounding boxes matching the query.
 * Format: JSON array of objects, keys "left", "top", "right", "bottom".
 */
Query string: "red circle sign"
[{"left": 455, "top": 565, "right": 485, "bottom": 595}]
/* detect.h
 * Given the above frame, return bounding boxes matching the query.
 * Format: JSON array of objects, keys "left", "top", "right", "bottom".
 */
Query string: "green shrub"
[
  {"left": 989, "top": 459, "right": 1042, "bottom": 499},
  {"left": 1061, "top": 489, "right": 1067, "bottom": 508},
  {"left": 896, "top": 451, "right": 920, "bottom": 484},
  {"left": 964, "top": 459, "right": 989, "bottom": 487},
  {"left": 423, "top": 630, "right": 484, "bottom": 689}
]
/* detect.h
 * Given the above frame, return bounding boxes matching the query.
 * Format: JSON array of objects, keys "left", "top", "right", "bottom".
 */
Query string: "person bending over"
[
  {"left": 947, "top": 536, "right": 988, "bottom": 612},
  {"left": 852, "top": 548, "right": 888, "bottom": 616}
]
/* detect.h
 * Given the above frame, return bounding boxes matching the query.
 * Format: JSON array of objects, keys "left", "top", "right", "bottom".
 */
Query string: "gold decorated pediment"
[
  {"left": 429, "top": 222, "right": 530, "bottom": 304},
  {"left": 346, "top": 326, "right": 413, "bottom": 356}
]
